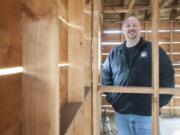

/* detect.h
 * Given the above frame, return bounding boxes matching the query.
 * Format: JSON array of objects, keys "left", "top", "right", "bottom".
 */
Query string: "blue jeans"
[{"left": 115, "top": 113, "right": 152, "bottom": 135}]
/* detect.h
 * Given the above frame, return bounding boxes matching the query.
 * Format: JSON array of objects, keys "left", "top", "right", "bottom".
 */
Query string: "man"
[{"left": 102, "top": 16, "right": 174, "bottom": 135}]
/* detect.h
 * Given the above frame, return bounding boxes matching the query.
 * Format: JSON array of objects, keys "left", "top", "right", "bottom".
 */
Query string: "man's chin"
[{"left": 128, "top": 36, "right": 137, "bottom": 40}]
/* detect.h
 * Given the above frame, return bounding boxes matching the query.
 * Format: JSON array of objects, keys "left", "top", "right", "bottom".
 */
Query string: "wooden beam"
[
  {"left": 127, "top": 0, "right": 135, "bottom": 13},
  {"left": 103, "top": 5, "right": 180, "bottom": 14},
  {"left": 93, "top": 0, "right": 101, "bottom": 134},
  {"left": 152, "top": 0, "right": 160, "bottom": 134},
  {"left": 160, "top": 0, "right": 171, "bottom": 8},
  {"left": 99, "top": 86, "right": 153, "bottom": 94},
  {"left": 99, "top": 86, "right": 180, "bottom": 95},
  {"left": 103, "top": 7, "right": 128, "bottom": 14}
]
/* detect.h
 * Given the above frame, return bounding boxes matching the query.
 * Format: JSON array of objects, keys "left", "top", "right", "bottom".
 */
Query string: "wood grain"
[{"left": 22, "top": 0, "right": 59, "bottom": 134}]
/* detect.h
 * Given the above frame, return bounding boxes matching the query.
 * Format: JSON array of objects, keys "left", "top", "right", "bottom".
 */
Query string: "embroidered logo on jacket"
[{"left": 141, "top": 51, "right": 147, "bottom": 58}]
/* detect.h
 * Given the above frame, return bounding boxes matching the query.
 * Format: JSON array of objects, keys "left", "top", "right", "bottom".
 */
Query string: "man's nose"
[{"left": 129, "top": 25, "right": 135, "bottom": 29}]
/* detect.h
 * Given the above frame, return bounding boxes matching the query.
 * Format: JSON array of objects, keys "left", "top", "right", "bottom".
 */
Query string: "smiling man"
[{"left": 102, "top": 16, "right": 174, "bottom": 135}]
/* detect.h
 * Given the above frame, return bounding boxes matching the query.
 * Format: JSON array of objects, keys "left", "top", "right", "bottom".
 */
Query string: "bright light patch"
[
  {"left": 103, "top": 29, "right": 180, "bottom": 34},
  {"left": 102, "top": 42, "right": 122, "bottom": 45},
  {"left": 174, "top": 30, "right": 180, "bottom": 32},
  {"left": 103, "top": 30, "right": 122, "bottom": 34},
  {"left": 58, "top": 63, "right": 69, "bottom": 67},
  {"left": 173, "top": 63, "right": 180, "bottom": 66},
  {"left": 0, "top": 67, "right": 23, "bottom": 76}
]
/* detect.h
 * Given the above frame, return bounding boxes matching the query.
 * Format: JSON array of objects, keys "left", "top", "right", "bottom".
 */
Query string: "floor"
[
  {"left": 160, "top": 117, "right": 180, "bottom": 135},
  {"left": 101, "top": 115, "right": 180, "bottom": 135}
]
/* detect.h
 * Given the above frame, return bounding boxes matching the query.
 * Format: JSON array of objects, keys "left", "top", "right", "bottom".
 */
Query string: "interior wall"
[{"left": 0, "top": 0, "right": 22, "bottom": 135}]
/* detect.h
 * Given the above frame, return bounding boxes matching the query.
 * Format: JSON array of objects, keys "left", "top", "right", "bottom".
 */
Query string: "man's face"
[{"left": 122, "top": 17, "right": 141, "bottom": 40}]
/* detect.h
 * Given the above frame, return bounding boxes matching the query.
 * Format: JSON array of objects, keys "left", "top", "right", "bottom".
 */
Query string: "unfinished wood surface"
[
  {"left": 22, "top": 0, "right": 59, "bottom": 134},
  {"left": 152, "top": 0, "right": 160, "bottom": 134},
  {"left": 102, "top": 34, "right": 122, "bottom": 42},
  {"left": 59, "top": 0, "right": 68, "bottom": 109},
  {"left": 174, "top": 32, "right": 180, "bottom": 42},
  {"left": 0, "top": 0, "right": 22, "bottom": 68},
  {"left": 99, "top": 86, "right": 180, "bottom": 95},
  {"left": 83, "top": 1, "right": 92, "bottom": 87},
  {"left": 84, "top": 89, "right": 92, "bottom": 135},
  {"left": 0, "top": 74, "right": 22, "bottom": 135},
  {"left": 92, "top": 0, "right": 101, "bottom": 134},
  {"left": 68, "top": 0, "right": 85, "bottom": 102},
  {"left": 60, "top": 102, "right": 82, "bottom": 135}
]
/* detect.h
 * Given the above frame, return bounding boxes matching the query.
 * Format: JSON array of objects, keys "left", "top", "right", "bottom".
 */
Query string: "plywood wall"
[{"left": 0, "top": 0, "right": 22, "bottom": 135}]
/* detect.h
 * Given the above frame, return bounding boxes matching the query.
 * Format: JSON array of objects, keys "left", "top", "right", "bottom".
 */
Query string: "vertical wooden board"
[
  {"left": 60, "top": 67, "right": 68, "bottom": 109},
  {"left": 83, "top": 39, "right": 92, "bottom": 86},
  {"left": 59, "top": 0, "right": 68, "bottom": 109},
  {"left": 152, "top": 0, "right": 160, "bottom": 135},
  {"left": 0, "top": 74, "right": 22, "bottom": 135},
  {"left": 84, "top": 94, "right": 92, "bottom": 135},
  {"left": 59, "top": 0, "right": 68, "bottom": 21},
  {"left": 22, "top": 1, "right": 59, "bottom": 134},
  {"left": 83, "top": 2, "right": 92, "bottom": 87},
  {"left": 0, "top": 0, "right": 22, "bottom": 68},
  {"left": 93, "top": 0, "right": 101, "bottom": 135},
  {"left": 68, "top": 0, "right": 85, "bottom": 102},
  {"left": 68, "top": 28, "right": 84, "bottom": 101}
]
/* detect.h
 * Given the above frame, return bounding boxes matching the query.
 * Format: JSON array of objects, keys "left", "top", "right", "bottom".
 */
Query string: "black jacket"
[{"left": 102, "top": 38, "right": 175, "bottom": 116}]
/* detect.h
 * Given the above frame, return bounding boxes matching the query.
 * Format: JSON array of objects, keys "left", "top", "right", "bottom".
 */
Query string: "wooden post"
[
  {"left": 152, "top": 0, "right": 160, "bottom": 135},
  {"left": 170, "top": 21, "right": 174, "bottom": 116},
  {"left": 22, "top": 0, "right": 60, "bottom": 135},
  {"left": 92, "top": 0, "right": 101, "bottom": 134},
  {"left": 68, "top": 0, "right": 85, "bottom": 102}
]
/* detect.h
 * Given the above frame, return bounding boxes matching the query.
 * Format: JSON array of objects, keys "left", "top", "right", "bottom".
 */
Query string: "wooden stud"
[
  {"left": 92, "top": 0, "right": 101, "bottom": 134},
  {"left": 152, "top": 0, "right": 160, "bottom": 134}
]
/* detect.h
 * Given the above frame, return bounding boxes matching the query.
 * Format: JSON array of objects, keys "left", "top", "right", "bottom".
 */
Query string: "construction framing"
[{"left": 94, "top": 0, "right": 180, "bottom": 135}]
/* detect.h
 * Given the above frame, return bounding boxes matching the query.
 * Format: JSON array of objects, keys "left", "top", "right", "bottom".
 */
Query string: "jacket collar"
[{"left": 117, "top": 37, "right": 146, "bottom": 52}]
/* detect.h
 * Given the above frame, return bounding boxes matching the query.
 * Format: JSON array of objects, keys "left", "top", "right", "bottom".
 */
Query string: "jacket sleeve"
[
  {"left": 101, "top": 51, "right": 113, "bottom": 86},
  {"left": 101, "top": 51, "right": 114, "bottom": 104},
  {"left": 159, "top": 47, "right": 175, "bottom": 107}
]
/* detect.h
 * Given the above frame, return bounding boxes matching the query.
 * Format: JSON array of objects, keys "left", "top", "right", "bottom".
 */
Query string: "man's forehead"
[{"left": 123, "top": 17, "right": 140, "bottom": 25}]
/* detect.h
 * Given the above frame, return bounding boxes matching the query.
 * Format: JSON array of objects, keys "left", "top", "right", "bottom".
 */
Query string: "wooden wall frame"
[{"left": 95, "top": 0, "right": 180, "bottom": 135}]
